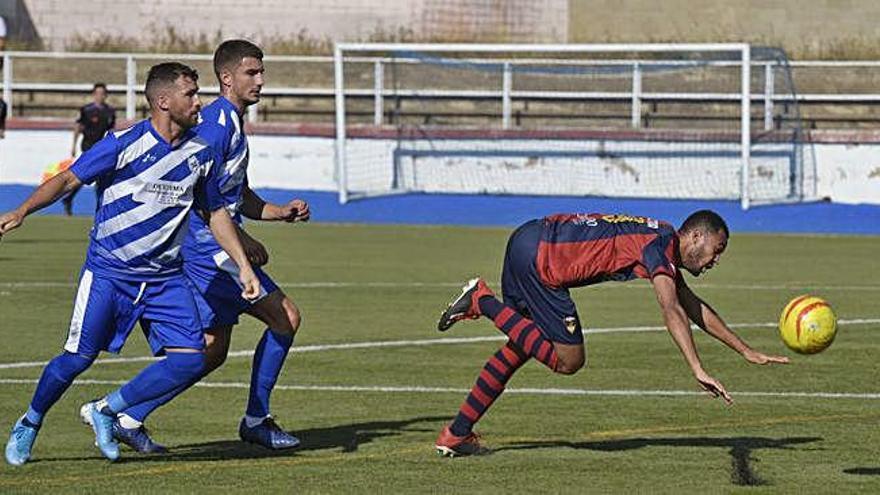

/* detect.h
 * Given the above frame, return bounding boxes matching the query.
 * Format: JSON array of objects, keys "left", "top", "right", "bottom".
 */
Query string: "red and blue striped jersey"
[{"left": 535, "top": 213, "right": 681, "bottom": 289}]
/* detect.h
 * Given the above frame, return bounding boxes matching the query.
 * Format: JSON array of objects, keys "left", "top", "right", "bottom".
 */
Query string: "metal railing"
[{"left": 3, "top": 50, "right": 880, "bottom": 130}]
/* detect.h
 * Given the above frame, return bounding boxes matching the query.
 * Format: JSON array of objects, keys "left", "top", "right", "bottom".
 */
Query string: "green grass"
[{"left": 0, "top": 216, "right": 879, "bottom": 493}]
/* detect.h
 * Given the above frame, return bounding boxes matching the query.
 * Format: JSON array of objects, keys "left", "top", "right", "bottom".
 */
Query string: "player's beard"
[
  {"left": 172, "top": 109, "right": 200, "bottom": 130},
  {"left": 682, "top": 245, "right": 704, "bottom": 276}
]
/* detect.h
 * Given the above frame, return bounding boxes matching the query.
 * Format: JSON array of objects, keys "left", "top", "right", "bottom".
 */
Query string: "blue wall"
[{"left": 2, "top": 185, "right": 878, "bottom": 235}]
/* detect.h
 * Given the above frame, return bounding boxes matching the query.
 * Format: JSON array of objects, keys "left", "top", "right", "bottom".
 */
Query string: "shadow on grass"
[
  {"left": 496, "top": 436, "right": 822, "bottom": 486},
  {"left": 844, "top": 467, "right": 880, "bottom": 475},
  {"left": 116, "top": 415, "right": 448, "bottom": 463}
]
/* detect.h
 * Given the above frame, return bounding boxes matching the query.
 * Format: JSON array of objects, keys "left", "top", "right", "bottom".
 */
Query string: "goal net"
[{"left": 333, "top": 43, "right": 814, "bottom": 209}]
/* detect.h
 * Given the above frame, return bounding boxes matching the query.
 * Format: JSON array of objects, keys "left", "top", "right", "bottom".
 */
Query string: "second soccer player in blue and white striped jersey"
[{"left": 112, "top": 40, "right": 310, "bottom": 452}]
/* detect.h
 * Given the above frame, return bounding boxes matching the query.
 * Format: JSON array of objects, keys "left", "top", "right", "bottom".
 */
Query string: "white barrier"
[{"left": 0, "top": 129, "right": 877, "bottom": 204}]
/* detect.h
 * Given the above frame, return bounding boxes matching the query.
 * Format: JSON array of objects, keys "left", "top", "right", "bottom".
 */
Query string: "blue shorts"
[
  {"left": 501, "top": 219, "right": 584, "bottom": 346},
  {"left": 63, "top": 268, "right": 205, "bottom": 357},
  {"left": 184, "top": 252, "right": 279, "bottom": 328}
]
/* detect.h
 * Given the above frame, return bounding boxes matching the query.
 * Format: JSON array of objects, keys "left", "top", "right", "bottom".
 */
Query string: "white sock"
[
  {"left": 117, "top": 414, "right": 143, "bottom": 430},
  {"left": 244, "top": 414, "right": 269, "bottom": 428}
]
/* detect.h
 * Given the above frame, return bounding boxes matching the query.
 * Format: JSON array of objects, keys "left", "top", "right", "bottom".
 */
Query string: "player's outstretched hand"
[
  {"left": 0, "top": 210, "right": 25, "bottom": 239},
  {"left": 239, "top": 268, "right": 261, "bottom": 301},
  {"left": 742, "top": 348, "right": 790, "bottom": 365},
  {"left": 279, "top": 199, "right": 310, "bottom": 223},
  {"left": 694, "top": 369, "right": 733, "bottom": 405}
]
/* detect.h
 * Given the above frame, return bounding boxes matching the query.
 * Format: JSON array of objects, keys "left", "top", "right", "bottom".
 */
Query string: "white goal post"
[{"left": 334, "top": 43, "right": 812, "bottom": 209}]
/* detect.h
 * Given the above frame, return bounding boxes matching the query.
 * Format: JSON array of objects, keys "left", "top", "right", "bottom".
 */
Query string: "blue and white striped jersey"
[
  {"left": 69, "top": 119, "right": 224, "bottom": 281},
  {"left": 182, "top": 97, "right": 249, "bottom": 261}
]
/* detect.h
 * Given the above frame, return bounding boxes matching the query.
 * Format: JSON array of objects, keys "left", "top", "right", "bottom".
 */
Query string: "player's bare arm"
[
  {"left": 242, "top": 185, "right": 310, "bottom": 222},
  {"left": 676, "top": 276, "right": 789, "bottom": 365},
  {"left": 652, "top": 273, "right": 732, "bottom": 404},
  {"left": 0, "top": 170, "right": 83, "bottom": 237},
  {"left": 208, "top": 207, "right": 260, "bottom": 300}
]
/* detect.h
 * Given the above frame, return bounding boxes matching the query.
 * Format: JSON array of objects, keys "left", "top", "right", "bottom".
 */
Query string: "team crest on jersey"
[
  {"left": 187, "top": 155, "right": 201, "bottom": 172},
  {"left": 563, "top": 316, "right": 578, "bottom": 334}
]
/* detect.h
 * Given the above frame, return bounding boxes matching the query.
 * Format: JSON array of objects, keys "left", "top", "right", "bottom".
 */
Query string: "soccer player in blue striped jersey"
[
  {"left": 1, "top": 62, "right": 260, "bottom": 465},
  {"left": 107, "top": 40, "right": 310, "bottom": 452}
]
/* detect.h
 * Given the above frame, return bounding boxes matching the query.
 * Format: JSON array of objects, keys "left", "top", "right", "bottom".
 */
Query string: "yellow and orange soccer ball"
[{"left": 779, "top": 295, "right": 838, "bottom": 354}]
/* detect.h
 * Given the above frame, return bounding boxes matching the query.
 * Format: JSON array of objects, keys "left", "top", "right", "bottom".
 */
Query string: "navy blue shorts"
[
  {"left": 501, "top": 219, "right": 584, "bottom": 345},
  {"left": 184, "top": 252, "right": 279, "bottom": 328},
  {"left": 64, "top": 268, "right": 205, "bottom": 357}
]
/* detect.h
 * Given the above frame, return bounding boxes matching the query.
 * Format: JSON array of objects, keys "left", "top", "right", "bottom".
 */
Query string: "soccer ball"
[{"left": 778, "top": 295, "right": 838, "bottom": 354}]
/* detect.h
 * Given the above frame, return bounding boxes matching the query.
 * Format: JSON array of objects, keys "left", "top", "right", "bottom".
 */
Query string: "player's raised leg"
[
  {"left": 86, "top": 277, "right": 211, "bottom": 461},
  {"left": 98, "top": 326, "right": 233, "bottom": 454},
  {"left": 87, "top": 348, "right": 205, "bottom": 461},
  {"left": 438, "top": 278, "right": 582, "bottom": 373}
]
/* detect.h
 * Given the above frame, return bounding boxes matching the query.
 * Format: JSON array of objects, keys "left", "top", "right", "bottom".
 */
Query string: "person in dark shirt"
[
  {"left": 0, "top": 96, "right": 7, "bottom": 139},
  {"left": 434, "top": 210, "right": 790, "bottom": 456},
  {"left": 64, "top": 83, "right": 116, "bottom": 215}
]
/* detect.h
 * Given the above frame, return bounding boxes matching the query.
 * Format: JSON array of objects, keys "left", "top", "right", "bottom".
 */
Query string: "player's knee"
[
  {"left": 165, "top": 351, "right": 206, "bottom": 381},
  {"left": 204, "top": 327, "right": 232, "bottom": 372},
  {"left": 52, "top": 351, "right": 96, "bottom": 377},
  {"left": 271, "top": 297, "right": 300, "bottom": 335},
  {"left": 283, "top": 299, "right": 301, "bottom": 334},
  {"left": 204, "top": 348, "right": 227, "bottom": 372},
  {"left": 554, "top": 355, "right": 585, "bottom": 375}
]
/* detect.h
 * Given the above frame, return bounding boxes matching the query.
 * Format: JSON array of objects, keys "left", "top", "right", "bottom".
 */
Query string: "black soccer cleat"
[{"left": 437, "top": 277, "right": 493, "bottom": 332}]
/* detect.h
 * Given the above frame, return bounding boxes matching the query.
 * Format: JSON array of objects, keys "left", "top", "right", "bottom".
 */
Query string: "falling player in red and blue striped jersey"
[{"left": 435, "top": 210, "right": 789, "bottom": 456}]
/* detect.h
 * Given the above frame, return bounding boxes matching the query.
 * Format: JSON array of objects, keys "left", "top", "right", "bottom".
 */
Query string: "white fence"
[
  {"left": 2, "top": 129, "right": 878, "bottom": 205},
  {"left": 3, "top": 50, "right": 880, "bottom": 130}
]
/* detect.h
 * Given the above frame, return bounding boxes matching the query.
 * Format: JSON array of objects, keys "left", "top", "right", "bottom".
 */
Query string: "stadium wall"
[
  {"left": 1, "top": 122, "right": 879, "bottom": 234},
  {"left": 20, "top": 0, "right": 567, "bottom": 49},
  {"left": 15, "top": 0, "right": 880, "bottom": 58}
]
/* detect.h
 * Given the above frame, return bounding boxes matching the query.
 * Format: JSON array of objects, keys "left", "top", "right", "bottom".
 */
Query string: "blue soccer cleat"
[
  {"left": 88, "top": 403, "right": 120, "bottom": 461},
  {"left": 239, "top": 417, "right": 301, "bottom": 450},
  {"left": 112, "top": 423, "right": 168, "bottom": 454},
  {"left": 5, "top": 418, "right": 39, "bottom": 466}
]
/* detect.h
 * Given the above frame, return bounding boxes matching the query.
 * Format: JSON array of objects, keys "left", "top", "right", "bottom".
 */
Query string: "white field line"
[
  {"left": 0, "top": 378, "right": 878, "bottom": 400},
  {"left": 0, "top": 318, "right": 878, "bottom": 371},
  {"left": 2, "top": 281, "right": 880, "bottom": 291}
]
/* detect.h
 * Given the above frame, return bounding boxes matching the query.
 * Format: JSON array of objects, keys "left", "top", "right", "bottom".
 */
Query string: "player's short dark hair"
[
  {"left": 213, "top": 39, "right": 263, "bottom": 80},
  {"left": 92, "top": 82, "right": 108, "bottom": 92},
  {"left": 144, "top": 62, "right": 198, "bottom": 106},
  {"left": 680, "top": 210, "right": 729, "bottom": 238}
]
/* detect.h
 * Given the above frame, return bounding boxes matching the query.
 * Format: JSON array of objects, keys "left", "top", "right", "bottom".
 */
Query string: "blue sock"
[
  {"left": 121, "top": 367, "right": 208, "bottom": 422},
  {"left": 120, "top": 384, "right": 186, "bottom": 423},
  {"left": 103, "top": 352, "right": 205, "bottom": 414},
  {"left": 26, "top": 352, "right": 95, "bottom": 425},
  {"left": 246, "top": 329, "right": 294, "bottom": 418}
]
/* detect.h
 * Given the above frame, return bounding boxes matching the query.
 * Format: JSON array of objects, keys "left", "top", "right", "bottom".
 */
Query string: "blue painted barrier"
[{"left": 2, "top": 185, "right": 878, "bottom": 235}]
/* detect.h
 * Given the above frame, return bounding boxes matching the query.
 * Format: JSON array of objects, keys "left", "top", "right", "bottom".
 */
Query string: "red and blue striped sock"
[
  {"left": 477, "top": 296, "right": 559, "bottom": 371},
  {"left": 450, "top": 342, "right": 528, "bottom": 436}
]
